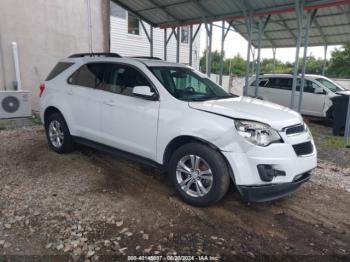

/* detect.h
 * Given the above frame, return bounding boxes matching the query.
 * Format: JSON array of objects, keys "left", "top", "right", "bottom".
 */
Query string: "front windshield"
[
  {"left": 150, "top": 67, "right": 233, "bottom": 101},
  {"left": 315, "top": 78, "right": 345, "bottom": 93}
]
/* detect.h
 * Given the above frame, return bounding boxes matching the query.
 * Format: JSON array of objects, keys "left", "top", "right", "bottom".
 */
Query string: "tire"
[
  {"left": 45, "top": 112, "right": 74, "bottom": 154},
  {"left": 168, "top": 142, "right": 231, "bottom": 207}
]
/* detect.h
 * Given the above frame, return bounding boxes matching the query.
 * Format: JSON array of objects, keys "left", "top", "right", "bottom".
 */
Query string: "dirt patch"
[{"left": 0, "top": 127, "right": 349, "bottom": 260}]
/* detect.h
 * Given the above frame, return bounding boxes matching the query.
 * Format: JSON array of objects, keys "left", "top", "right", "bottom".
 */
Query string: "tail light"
[{"left": 39, "top": 83, "right": 45, "bottom": 97}]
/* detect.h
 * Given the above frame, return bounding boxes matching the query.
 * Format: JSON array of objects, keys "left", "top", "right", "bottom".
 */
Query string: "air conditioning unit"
[{"left": 0, "top": 91, "right": 31, "bottom": 119}]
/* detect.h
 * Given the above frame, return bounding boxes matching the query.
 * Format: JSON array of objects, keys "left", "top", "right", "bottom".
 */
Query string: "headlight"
[{"left": 234, "top": 120, "right": 282, "bottom": 146}]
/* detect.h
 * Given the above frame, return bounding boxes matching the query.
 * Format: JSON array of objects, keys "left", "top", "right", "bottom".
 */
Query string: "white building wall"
[
  {"left": 0, "top": 0, "right": 109, "bottom": 111},
  {"left": 110, "top": 4, "right": 201, "bottom": 69}
]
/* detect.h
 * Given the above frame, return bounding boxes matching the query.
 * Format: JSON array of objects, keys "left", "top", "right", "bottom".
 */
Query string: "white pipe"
[
  {"left": 12, "top": 42, "right": 22, "bottom": 91},
  {"left": 86, "top": 0, "right": 93, "bottom": 53}
]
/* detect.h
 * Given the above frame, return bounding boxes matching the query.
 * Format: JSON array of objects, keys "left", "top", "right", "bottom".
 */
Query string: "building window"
[
  {"left": 128, "top": 13, "right": 140, "bottom": 35},
  {"left": 181, "top": 26, "right": 189, "bottom": 44}
]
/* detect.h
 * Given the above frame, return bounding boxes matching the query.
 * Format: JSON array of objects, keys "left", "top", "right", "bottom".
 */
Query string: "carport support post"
[
  {"left": 254, "top": 22, "right": 262, "bottom": 97},
  {"left": 164, "top": 29, "right": 167, "bottom": 61},
  {"left": 189, "top": 25, "right": 193, "bottom": 66},
  {"left": 298, "top": 11, "right": 313, "bottom": 113},
  {"left": 251, "top": 48, "right": 255, "bottom": 77},
  {"left": 140, "top": 21, "right": 154, "bottom": 57},
  {"left": 272, "top": 48, "right": 276, "bottom": 73},
  {"left": 219, "top": 21, "right": 233, "bottom": 85},
  {"left": 219, "top": 21, "right": 225, "bottom": 85},
  {"left": 150, "top": 26, "right": 154, "bottom": 57},
  {"left": 290, "top": 0, "right": 304, "bottom": 109},
  {"left": 244, "top": 13, "right": 253, "bottom": 96},
  {"left": 205, "top": 23, "right": 213, "bottom": 77},
  {"left": 322, "top": 45, "right": 328, "bottom": 75},
  {"left": 176, "top": 27, "right": 180, "bottom": 63},
  {"left": 188, "top": 24, "right": 201, "bottom": 68},
  {"left": 164, "top": 28, "right": 175, "bottom": 61},
  {"left": 254, "top": 16, "right": 269, "bottom": 98}
]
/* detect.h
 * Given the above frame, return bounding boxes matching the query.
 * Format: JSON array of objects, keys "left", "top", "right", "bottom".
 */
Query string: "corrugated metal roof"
[{"left": 111, "top": 0, "right": 350, "bottom": 47}]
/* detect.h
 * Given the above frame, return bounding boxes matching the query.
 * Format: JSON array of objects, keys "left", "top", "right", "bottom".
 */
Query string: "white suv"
[
  {"left": 40, "top": 53, "right": 317, "bottom": 206},
  {"left": 247, "top": 74, "right": 347, "bottom": 121}
]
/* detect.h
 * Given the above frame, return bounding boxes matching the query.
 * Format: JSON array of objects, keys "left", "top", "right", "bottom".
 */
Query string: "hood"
[{"left": 189, "top": 97, "right": 303, "bottom": 130}]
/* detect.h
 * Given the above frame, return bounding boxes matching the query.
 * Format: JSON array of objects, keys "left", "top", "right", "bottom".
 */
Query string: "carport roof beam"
[{"left": 111, "top": 0, "right": 350, "bottom": 48}]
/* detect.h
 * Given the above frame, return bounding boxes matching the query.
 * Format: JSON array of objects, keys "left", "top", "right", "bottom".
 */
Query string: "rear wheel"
[
  {"left": 168, "top": 143, "right": 230, "bottom": 207},
  {"left": 45, "top": 113, "right": 74, "bottom": 154}
]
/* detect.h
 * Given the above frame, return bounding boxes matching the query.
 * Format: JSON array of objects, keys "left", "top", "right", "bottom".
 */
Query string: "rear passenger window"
[
  {"left": 266, "top": 78, "right": 292, "bottom": 90},
  {"left": 68, "top": 63, "right": 107, "bottom": 88},
  {"left": 251, "top": 79, "right": 268, "bottom": 87},
  {"left": 102, "top": 64, "right": 150, "bottom": 97},
  {"left": 46, "top": 62, "right": 74, "bottom": 81}
]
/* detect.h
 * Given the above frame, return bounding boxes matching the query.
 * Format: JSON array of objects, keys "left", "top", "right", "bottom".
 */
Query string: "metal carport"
[{"left": 111, "top": 0, "right": 350, "bottom": 145}]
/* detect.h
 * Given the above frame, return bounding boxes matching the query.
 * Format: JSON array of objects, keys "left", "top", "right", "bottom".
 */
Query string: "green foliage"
[
  {"left": 200, "top": 50, "right": 247, "bottom": 76},
  {"left": 326, "top": 44, "right": 350, "bottom": 78},
  {"left": 199, "top": 45, "right": 350, "bottom": 78},
  {"left": 224, "top": 54, "right": 246, "bottom": 76},
  {"left": 199, "top": 50, "right": 222, "bottom": 74},
  {"left": 260, "top": 58, "right": 293, "bottom": 74},
  {"left": 295, "top": 56, "right": 324, "bottom": 75}
]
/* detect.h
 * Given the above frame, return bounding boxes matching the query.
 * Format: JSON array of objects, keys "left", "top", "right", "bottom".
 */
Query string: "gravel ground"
[{"left": 0, "top": 126, "right": 349, "bottom": 261}]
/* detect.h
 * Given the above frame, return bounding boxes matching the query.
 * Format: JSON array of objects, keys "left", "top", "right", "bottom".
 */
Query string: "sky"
[{"left": 199, "top": 22, "right": 340, "bottom": 63}]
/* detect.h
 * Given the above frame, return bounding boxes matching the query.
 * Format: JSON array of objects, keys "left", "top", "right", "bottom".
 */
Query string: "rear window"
[{"left": 46, "top": 62, "right": 74, "bottom": 81}]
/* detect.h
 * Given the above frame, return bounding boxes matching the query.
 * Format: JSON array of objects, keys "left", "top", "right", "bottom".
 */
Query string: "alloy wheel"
[
  {"left": 48, "top": 120, "right": 64, "bottom": 148},
  {"left": 176, "top": 155, "right": 213, "bottom": 198}
]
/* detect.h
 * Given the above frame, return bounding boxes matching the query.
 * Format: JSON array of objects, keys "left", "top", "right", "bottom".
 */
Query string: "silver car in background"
[{"left": 248, "top": 74, "right": 347, "bottom": 122}]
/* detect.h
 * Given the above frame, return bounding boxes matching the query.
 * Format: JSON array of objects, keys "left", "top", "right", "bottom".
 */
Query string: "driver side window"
[{"left": 296, "top": 79, "right": 323, "bottom": 94}]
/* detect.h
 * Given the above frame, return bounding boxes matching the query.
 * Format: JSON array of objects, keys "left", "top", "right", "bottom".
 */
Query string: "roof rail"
[
  {"left": 131, "top": 56, "right": 162, "bottom": 60},
  {"left": 68, "top": 52, "right": 121, "bottom": 58}
]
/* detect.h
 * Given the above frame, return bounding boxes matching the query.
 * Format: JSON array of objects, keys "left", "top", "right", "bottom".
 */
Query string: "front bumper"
[
  {"left": 221, "top": 127, "right": 317, "bottom": 201},
  {"left": 236, "top": 172, "right": 312, "bottom": 202}
]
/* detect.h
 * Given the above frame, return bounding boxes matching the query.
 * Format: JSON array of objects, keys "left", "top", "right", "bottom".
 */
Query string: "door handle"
[{"left": 104, "top": 100, "right": 115, "bottom": 107}]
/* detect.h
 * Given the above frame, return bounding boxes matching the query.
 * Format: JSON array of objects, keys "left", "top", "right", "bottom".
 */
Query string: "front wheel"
[{"left": 168, "top": 143, "right": 231, "bottom": 207}]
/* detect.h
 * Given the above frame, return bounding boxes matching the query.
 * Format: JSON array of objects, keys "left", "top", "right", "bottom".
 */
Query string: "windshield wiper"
[{"left": 187, "top": 97, "right": 214, "bottom": 101}]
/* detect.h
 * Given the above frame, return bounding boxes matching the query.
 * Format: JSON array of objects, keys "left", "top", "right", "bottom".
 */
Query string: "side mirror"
[
  {"left": 314, "top": 86, "right": 325, "bottom": 94},
  {"left": 132, "top": 86, "right": 157, "bottom": 100}
]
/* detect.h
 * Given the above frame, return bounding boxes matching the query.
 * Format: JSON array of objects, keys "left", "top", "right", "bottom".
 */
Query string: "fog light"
[{"left": 257, "top": 165, "right": 286, "bottom": 182}]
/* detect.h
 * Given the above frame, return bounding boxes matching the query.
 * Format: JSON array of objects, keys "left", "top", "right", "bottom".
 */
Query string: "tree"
[
  {"left": 200, "top": 52, "right": 246, "bottom": 76},
  {"left": 326, "top": 45, "right": 350, "bottom": 78},
  {"left": 294, "top": 56, "right": 324, "bottom": 75},
  {"left": 260, "top": 58, "right": 292, "bottom": 74},
  {"left": 224, "top": 54, "right": 246, "bottom": 76},
  {"left": 199, "top": 50, "right": 222, "bottom": 74},
  {"left": 198, "top": 46, "right": 350, "bottom": 79}
]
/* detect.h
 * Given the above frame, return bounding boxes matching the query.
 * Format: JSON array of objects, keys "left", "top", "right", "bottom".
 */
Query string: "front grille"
[
  {"left": 293, "top": 141, "right": 313, "bottom": 156},
  {"left": 285, "top": 124, "right": 305, "bottom": 135}
]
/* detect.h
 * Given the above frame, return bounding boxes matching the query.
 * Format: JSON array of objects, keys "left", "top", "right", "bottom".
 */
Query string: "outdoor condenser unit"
[{"left": 0, "top": 91, "right": 31, "bottom": 119}]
